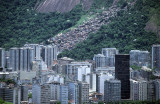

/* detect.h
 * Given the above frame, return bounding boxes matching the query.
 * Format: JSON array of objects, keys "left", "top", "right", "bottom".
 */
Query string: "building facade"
[
  {"left": 115, "top": 54, "right": 130, "bottom": 99},
  {"left": 97, "top": 73, "right": 114, "bottom": 94},
  {"left": 67, "top": 62, "right": 92, "bottom": 80},
  {"left": 130, "top": 50, "right": 150, "bottom": 67},
  {"left": 68, "top": 82, "right": 79, "bottom": 104},
  {"left": 50, "top": 82, "right": 60, "bottom": 101},
  {"left": 0, "top": 48, "right": 5, "bottom": 70},
  {"left": 152, "top": 45, "right": 160, "bottom": 69},
  {"left": 104, "top": 79, "right": 121, "bottom": 102},
  {"left": 147, "top": 80, "right": 156, "bottom": 101},
  {"left": 102, "top": 48, "right": 119, "bottom": 67},
  {"left": 60, "top": 85, "right": 68, "bottom": 104},
  {"left": 41, "top": 45, "right": 57, "bottom": 69},
  {"left": 93, "top": 54, "right": 106, "bottom": 68},
  {"left": 24, "top": 44, "right": 41, "bottom": 60},
  {"left": 130, "top": 79, "right": 147, "bottom": 101},
  {"left": 78, "top": 82, "right": 89, "bottom": 104},
  {"left": 32, "top": 84, "right": 51, "bottom": 104},
  {"left": 0, "top": 87, "right": 21, "bottom": 104},
  {"left": 9, "top": 48, "right": 20, "bottom": 71},
  {"left": 9, "top": 47, "right": 34, "bottom": 71},
  {"left": 20, "top": 47, "right": 34, "bottom": 71},
  {"left": 154, "top": 80, "right": 160, "bottom": 100}
]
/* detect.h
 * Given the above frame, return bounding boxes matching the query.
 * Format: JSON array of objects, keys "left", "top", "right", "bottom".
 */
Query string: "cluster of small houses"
[{"left": 48, "top": 6, "right": 121, "bottom": 51}]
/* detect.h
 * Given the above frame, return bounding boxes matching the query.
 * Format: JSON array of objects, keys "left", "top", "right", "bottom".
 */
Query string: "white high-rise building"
[
  {"left": 90, "top": 73, "right": 97, "bottom": 92},
  {"left": 80, "top": 73, "right": 97, "bottom": 93},
  {"left": 53, "top": 45, "right": 58, "bottom": 60},
  {"left": 50, "top": 82, "right": 60, "bottom": 101},
  {"left": 93, "top": 54, "right": 106, "bottom": 68},
  {"left": 47, "top": 74, "right": 64, "bottom": 84},
  {"left": 9, "top": 48, "right": 20, "bottom": 71},
  {"left": 41, "top": 45, "right": 58, "bottom": 69},
  {"left": 67, "top": 62, "right": 92, "bottom": 80},
  {"left": 24, "top": 44, "right": 41, "bottom": 60},
  {"left": 75, "top": 66, "right": 91, "bottom": 81},
  {"left": 9, "top": 47, "right": 34, "bottom": 71},
  {"left": 0, "top": 48, "right": 5, "bottom": 70},
  {"left": 97, "top": 73, "right": 114, "bottom": 94},
  {"left": 41, "top": 45, "right": 53, "bottom": 69},
  {"left": 102, "top": 48, "right": 119, "bottom": 67},
  {"left": 20, "top": 47, "right": 34, "bottom": 71}
]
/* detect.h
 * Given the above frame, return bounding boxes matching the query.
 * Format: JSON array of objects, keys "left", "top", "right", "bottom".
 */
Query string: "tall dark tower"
[{"left": 115, "top": 54, "right": 130, "bottom": 99}]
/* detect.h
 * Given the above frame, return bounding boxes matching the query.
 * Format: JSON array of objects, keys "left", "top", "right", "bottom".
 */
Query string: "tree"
[{"left": 98, "top": 101, "right": 104, "bottom": 104}]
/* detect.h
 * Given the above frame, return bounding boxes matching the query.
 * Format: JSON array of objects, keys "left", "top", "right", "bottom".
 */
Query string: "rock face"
[
  {"left": 145, "top": 16, "right": 160, "bottom": 38},
  {"left": 35, "top": 0, "right": 92, "bottom": 13}
]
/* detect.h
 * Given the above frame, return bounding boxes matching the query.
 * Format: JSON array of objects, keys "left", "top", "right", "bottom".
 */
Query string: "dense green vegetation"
[
  {"left": 91, "top": 0, "right": 113, "bottom": 10},
  {"left": 0, "top": 0, "right": 85, "bottom": 49},
  {"left": 58, "top": 0, "right": 160, "bottom": 60},
  {"left": 0, "top": 0, "right": 115, "bottom": 49},
  {"left": 28, "top": 93, "right": 32, "bottom": 98},
  {"left": 0, "top": 98, "right": 12, "bottom": 104},
  {"left": 0, "top": 79, "right": 16, "bottom": 85},
  {"left": 105, "top": 100, "right": 160, "bottom": 104},
  {"left": 130, "top": 65, "right": 142, "bottom": 70}
]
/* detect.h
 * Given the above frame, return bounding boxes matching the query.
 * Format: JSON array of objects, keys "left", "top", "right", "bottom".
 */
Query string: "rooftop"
[
  {"left": 60, "top": 57, "right": 74, "bottom": 61},
  {"left": 107, "top": 79, "right": 121, "bottom": 83}
]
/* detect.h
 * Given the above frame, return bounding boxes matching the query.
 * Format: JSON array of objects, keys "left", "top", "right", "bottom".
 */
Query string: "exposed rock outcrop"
[
  {"left": 35, "top": 0, "right": 92, "bottom": 13},
  {"left": 145, "top": 16, "right": 160, "bottom": 38}
]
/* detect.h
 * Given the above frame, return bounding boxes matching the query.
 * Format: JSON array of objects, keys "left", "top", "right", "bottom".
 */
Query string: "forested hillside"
[
  {"left": 0, "top": 0, "right": 160, "bottom": 61},
  {"left": 0, "top": 0, "right": 85, "bottom": 49},
  {"left": 0, "top": 0, "right": 114, "bottom": 49},
  {"left": 58, "top": 0, "right": 160, "bottom": 60}
]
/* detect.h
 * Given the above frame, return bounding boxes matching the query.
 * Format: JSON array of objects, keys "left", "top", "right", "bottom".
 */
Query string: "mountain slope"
[
  {"left": 0, "top": 0, "right": 85, "bottom": 49},
  {"left": 58, "top": 0, "right": 160, "bottom": 60},
  {"left": 0, "top": 0, "right": 115, "bottom": 49},
  {"left": 35, "top": 0, "right": 93, "bottom": 13},
  {"left": 0, "top": 0, "right": 160, "bottom": 58},
  {"left": 51, "top": 6, "right": 120, "bottom": 51}
]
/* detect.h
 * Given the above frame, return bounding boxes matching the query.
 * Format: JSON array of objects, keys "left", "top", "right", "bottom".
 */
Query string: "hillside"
[
  {"left": 58, "top": 0, "right": 160, "bottom": 60},
  {"left": 0, "top": 0, "right": 160, "bottom": 61},
  {"left": 0, "top": 0, "right": 113, "bottom": 49},
  {"left": 0, "top": 0, "right": 86, "bottom": 49},
  {"left": 51, "top": 6, "right": 120, "bottom": 51},
  {"left": 35, "top": 0, "right": 93, "bottom": 13}
]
